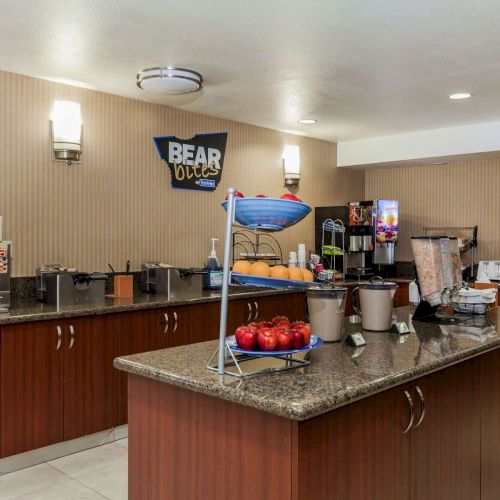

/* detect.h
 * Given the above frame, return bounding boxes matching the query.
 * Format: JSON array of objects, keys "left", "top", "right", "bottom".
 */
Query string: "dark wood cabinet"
[
  {"left": 63, "top": 316, "right": 116, "bottom": 440},
  {"left": 114, "top": 309, "right": 169, "bottom": 426},
  {"left": 0, "top": 321, "right": 63, "bottom": 458},
  {"left": 394, "top": 283, "right": 410, "bottom": 308},
  {"left": 282, "top": 292, "right": 307, "bottom": 322},
  {"left": 296, "top": 384, "right": 411, "bottom": 500},
  {"left": 409, "top": 359, "right": 481, "bottom": 500},
  {"left": 480, "top": 348, "right": 500, "bottom": 500},
  {"left": 226, "top": 295, "right": 287, "bottom": 332},
  {"left": 115, "top": 302, "right": 222, "bottom": 426}
]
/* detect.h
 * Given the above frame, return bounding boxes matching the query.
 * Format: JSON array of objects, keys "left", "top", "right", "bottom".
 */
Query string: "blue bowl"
[{"left": 221, "top": 197, "right": 311, "bottom": 231}]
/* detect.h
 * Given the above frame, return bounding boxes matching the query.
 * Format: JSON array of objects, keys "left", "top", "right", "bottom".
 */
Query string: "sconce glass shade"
[
  {"left": 282, "top": 144, "right": 300, "bottom": 186},
  {"left": 51, "top": 100, "right": 82, "bottom": 163}
]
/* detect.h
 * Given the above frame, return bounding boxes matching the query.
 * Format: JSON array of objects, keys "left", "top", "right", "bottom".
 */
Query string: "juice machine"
[
  {"left": 0, "top": 217, "right": 12, "bottom": 312},
  {"left": 315, "top": 200, "right": 399, "bottom": 279}
]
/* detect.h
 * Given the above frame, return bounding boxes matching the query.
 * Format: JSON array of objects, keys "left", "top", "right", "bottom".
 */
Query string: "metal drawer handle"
[
  {"left": 414, "top": 385, "right": 425, "bottom": 428},
  {"left": 173, "top": 311, "right": 178, "bottom": 332},
  {"left": 403, "top": 390, "right": 414, "bottom": 434},
  {"left": 56, "top": 325, "right": 62, "bottom": 350},
  {"left": 163, "top": 313, "right": 169, "bottom": 334},
  {"left": 253, "top": 301, "right": 259, "bottom": 321},
  {"left": 69, "top": 324, "right": 75, "bottom": 349},
  {"left": 247, "top": 302, "right": 252, "bottom": 322}
]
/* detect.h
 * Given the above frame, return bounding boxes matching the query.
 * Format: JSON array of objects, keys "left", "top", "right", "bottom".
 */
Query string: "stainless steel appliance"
[
  {"left": 0, "top": 241, "right": 12, "bottom": 312},
  {"left": 36, "top": 264, "right": 78, "bottom": 302},
  {"left": 45, "top": 272, "right": 107, "bottom": 306},
  {"left": 141, "top": 263, "right": 203, "bottom": 297}
]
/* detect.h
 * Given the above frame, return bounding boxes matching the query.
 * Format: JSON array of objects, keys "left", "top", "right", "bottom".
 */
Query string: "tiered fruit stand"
[{"left": 207, "top": 188, "right": 322, "bottom": 378}]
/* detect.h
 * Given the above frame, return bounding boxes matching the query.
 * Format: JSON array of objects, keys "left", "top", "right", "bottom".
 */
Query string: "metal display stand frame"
[{"left": 206, "top": 187, "right": 312, "bottom": 378}]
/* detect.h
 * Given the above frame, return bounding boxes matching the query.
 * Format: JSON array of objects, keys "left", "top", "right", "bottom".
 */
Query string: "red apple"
[
  {"left": 258, "top": 321, "right": 274, "bottom": 329},
  {"left": 276, "top": 329, "right": 293, "bottom": 350},
  {"left": 290, "top": 329, "right": 305, "bottom": 349},
  {"left": 255, "top": 194, "right": 267, "bottom": 198},
  {"left": 280, "top": 193, "right": 302, "bottom": 202},
  {"left": 224, "top": 191, "right": 245, "bottom": 200},
  {"left": 272, "top": 315, "right": 290, "bottom": 327},
  {"left": 295, "top": 324, "right": 311, "bottom": 345},
  {"left": 235, "top": 326, "right": 258, "bottom": 350},
  {"left": 257, "top": 328, "right": 278, "bottom": 351},
  {"left": 291, "top": 321, "right": 306, "bottom": 329}
]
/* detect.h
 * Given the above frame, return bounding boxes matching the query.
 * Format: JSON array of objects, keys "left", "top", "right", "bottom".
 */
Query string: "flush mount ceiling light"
[
  {"left": 136, "top": 67, "right": 203, "bottom": 95},
  {"left": 449, "top": 92, "right": 472, "bottom": 100},
  {"left": 298, "top": 118, "right": 317, "bottom": 124}
]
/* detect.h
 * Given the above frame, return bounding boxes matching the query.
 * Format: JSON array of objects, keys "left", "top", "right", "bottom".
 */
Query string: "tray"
[
  {"left": 226, "top": 334, "right": 323, "bottom": 356},
  {"left": 231, "top": 272, "right": 316, "bottom": 290},
  {"left": 222, "top": 197, "right": 311, "bottom": 231}
]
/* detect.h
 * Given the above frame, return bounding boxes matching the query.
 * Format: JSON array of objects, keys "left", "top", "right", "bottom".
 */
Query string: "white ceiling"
[{"left": 2, "top": 0, "right": 500, "bottom": 142}]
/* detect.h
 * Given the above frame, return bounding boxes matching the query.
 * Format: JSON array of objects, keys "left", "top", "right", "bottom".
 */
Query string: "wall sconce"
[
  {"left": 51, "top": 100, "right": 82, "bottom": 165},
  {"left": 282, "top": 145, "right": 300, "bottom": 187}
]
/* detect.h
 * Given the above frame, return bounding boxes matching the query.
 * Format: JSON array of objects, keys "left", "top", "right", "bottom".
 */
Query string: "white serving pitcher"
[
  {"left": 306, "top": 286, "right": 348, "bottom": 342},
  {"left": 352, "top": 277, "right": 398, "bottom": 331}
]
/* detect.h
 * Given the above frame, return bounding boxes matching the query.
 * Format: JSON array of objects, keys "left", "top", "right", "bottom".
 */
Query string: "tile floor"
[{"left": 0, "top": 439, "right": 128, "bottom": 500}]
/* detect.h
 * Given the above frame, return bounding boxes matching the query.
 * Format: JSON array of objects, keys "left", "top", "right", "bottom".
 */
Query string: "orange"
[
  {"left": 233, "top": 260, "right": 252, "bottom": 275},
  {"left": 270, "top": 265, "right": 290, "bottom": 279},
  {"left": 250, "top": 261, "right": 271, "bottom": 277},
  {"left": 288, "top": 267, "right": 304, "bottom": 281},
  {"left": 302, "top": 269, "right": 314, "bottom": 282}
]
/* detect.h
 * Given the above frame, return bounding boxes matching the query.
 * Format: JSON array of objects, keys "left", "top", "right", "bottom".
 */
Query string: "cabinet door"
[
  {"left": 0, "top": 321, "right": 63, "bottom": 458},
  {"left": 296, "top": 384, "right": 411, "bottom": 500},
  {"left": 282, "top": 292, "right": 306, "bottom": 322},
  {"left": 480, "top": 348, "right": 500, "bottom": 500},
  {"left": 63, "top": 316, "right": 116, "bottom": 440},
  {"left": 254, "top": 295, "right": 284, "bottom": 322},
  {"left": 410, "top": 359, "right": 481, "bottom": 500},
  {"left": 226, "top": 298, "right": 254, "bottom": 333},
  {"left": 114, "top": 310, "right": 168, "bottom": 426},
  {"left": 169, "top": 302, "right": 220, "bottom": 347}
]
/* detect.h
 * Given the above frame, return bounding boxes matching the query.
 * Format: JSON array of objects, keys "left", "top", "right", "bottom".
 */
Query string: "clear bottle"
[{"left": 202, "top": 238, "right": 223, "bottom": 290}]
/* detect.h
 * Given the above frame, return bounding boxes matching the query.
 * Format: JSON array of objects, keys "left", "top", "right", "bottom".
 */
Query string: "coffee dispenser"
[{"left": 315, "top": 199, "right": 398, "bottom": 279}]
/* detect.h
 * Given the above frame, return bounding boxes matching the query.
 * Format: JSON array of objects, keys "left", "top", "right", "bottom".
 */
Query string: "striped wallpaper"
[
  {"left": 0, "top": 70, "right": 364, "bottom": 276},
  {"left": 365, "top": 160, "right": 500, "bottom": 261}
]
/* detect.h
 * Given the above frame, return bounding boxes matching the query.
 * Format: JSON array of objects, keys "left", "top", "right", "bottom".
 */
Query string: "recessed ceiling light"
[
  {"left": 298, "top": 118, "right": 317, "bottom": 124},
  {"left": 449, "top": 92, "right": 472, "bottom": 100}
]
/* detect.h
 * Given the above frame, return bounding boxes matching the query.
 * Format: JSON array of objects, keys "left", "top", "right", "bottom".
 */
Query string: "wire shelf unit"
[{"left": 207, "top": 188, "right": 315, "bottom": 378}]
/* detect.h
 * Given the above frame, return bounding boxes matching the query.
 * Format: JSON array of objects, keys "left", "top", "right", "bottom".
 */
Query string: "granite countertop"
[
  {"left": 0, "top": 287, "right": 299, "bottom": 325},
  {"left": 337, "top": 277, "right": 413, "bottom": 286},
  {"left": 115, "top": 306, "right": 500, "bottom": 421}
]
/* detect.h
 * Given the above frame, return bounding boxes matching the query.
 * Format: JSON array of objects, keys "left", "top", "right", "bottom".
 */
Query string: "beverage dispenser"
[
  {"left": 373, "top": 199, "right": 398, "bottom": 265},
  {"left": 0, "top": 217, "right": 12, "bottom": 312}
]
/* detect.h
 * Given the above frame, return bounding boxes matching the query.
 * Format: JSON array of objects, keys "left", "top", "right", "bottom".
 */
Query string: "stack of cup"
[
  {"left": 298, "top": 244, "right": 306, "bottom": 269},
  {"left": 288, "top": 251, "right": 297, "bottom": 268}
]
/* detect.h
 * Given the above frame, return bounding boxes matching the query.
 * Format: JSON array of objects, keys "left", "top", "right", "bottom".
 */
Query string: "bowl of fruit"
[
  {"left": 227, "top": 315, "right": 323, "bottom": 356},
  {"left": 222, "top": 192, "right": 311, "bottom": 231}
]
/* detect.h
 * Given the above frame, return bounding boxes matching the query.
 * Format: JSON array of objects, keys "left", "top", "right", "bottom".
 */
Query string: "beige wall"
[
  {"left": 365, "top": 160, "right": 500, "bottom": 261},
  {"left": 0, "top": 70, "right": 364, "bottom": 276}
]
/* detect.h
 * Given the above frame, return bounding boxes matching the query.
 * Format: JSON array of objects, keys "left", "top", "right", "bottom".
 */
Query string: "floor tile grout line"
[{"left": 71, "top": 476, "right": 112, "bottom": 500}]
